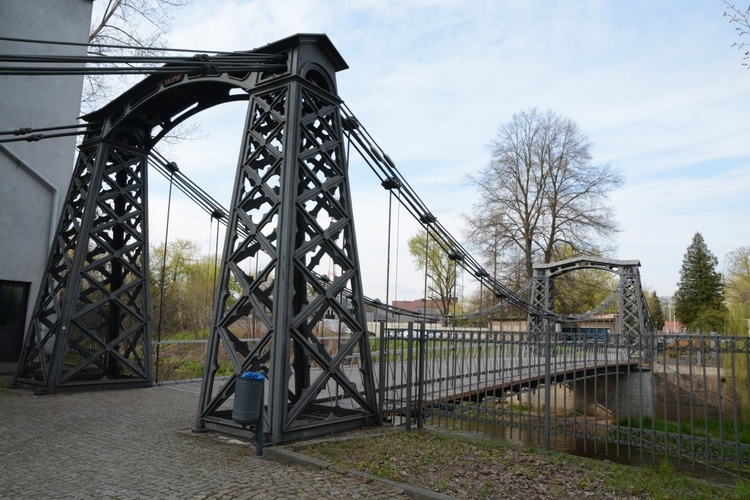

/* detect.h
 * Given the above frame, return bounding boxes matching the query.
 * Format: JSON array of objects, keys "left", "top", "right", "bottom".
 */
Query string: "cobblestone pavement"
[{"left": 0, "top": 373, "right": 408, "bottom": 499}]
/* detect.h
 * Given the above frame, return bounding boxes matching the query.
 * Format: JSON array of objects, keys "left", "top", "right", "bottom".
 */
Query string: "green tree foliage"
[
  {"left": 464, "top": 108, "right": 623, "bottom": 287},
  {"left": 407, "top": 230, "right": 458, "bottom": 324},
  {"left": 724, "top": 246, "right": 750, "bottom": 335},
  {"left": 645, "top": 290, "right": 665, "bottom": 331},
  {"left": 553, "top": 268, "right": 617, "bottom": 315},
  {"left": 674, "top": 232, "right": 726, "bottom": 332},
  {"left": 150, "top": 238, "right": 222, "bottom": 339},
  {"left": 460, "top": 283, "right": 514, "bottom": 327},
  {"left": 550, "top": 246, "right": 618, "bottom": 316}
]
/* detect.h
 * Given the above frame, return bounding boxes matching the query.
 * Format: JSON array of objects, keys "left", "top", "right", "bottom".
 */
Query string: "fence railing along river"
[{"left": 152, "top": 325, "right": 750, "bottom": 479}]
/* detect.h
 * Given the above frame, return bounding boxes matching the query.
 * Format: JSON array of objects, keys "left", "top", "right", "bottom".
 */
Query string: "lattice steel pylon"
[
  {"left": 13, "top": 130, "right": 153, "bottom": 393},
  {"left": 192, "top": 36, "right": 379, "bottom": 444},
  {"left": 14, "top": 35, "right": 379, "bottom": 440},
  {"left": 527, "top": 257, "right": 651, "bottom": 341},
  {"left": 528, "top": 266, "right": 553, "bottom": 342}
]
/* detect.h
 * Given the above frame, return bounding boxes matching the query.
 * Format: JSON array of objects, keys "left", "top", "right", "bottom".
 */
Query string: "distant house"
[
  {"left": 491, "top": 314, "right": 620, "bottom": 335},
  {"left": 391, "top": 299, "right": 445, "bottom": 316}
]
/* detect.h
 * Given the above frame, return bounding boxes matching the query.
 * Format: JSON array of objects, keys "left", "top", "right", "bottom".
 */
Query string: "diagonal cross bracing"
[
  {"left": 194, "top": 64, "right": 379, "bottom": 443},
  {"left": 14, "top": 140, "right": 152, "bottom": 392}
]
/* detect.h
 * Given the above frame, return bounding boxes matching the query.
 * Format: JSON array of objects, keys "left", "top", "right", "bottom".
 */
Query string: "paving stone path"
[{"left": 0, "top": 374, "right": 407, "bottom": 499}]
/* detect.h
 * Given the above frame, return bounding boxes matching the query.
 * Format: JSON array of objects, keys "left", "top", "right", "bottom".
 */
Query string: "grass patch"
[
  {"left": 292, "top": 427, "right": 745, "bottom": 499},
  {"left": 610, "top": 416, "right": 750, "bottom": 476},
  {"left": 617, "top": 416, "right": 750, "bottom": 445}
]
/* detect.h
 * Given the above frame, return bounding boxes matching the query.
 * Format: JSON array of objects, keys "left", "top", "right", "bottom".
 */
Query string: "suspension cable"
[
  {"left": 422, "top": 228, "right": 431, "bottom": 328},
  {"left": 0, "top": 123, "right": 89, "bottom": 137},
  {"left": 206, "top": 214, "right": 215, "bottom": 330},
  {"left": 0, "top": 40, "right": 287, "bottom": 76},
  {"left": 0, "top": 130, "right": 88, "bottom": 144},
  {"left": 341, "top": 103, "right": 563, "bottom": 321},
  {"left": 0, "top": 35, "right": 240, "bottom": 56},
  {"left": 0, "top": 59, "right": 286, "bottom": 76},
  {"left": 151, "top": 147, "right": 433, "bottom": 321},
  {"left": 381, "top": 176, "right": 400, "bottom": 330},
  {"left": 212, "top": 209, "right": 222, "bottom": 305},
  {"left": 154, "top": 161, "right": 178, "bottom": 383}
]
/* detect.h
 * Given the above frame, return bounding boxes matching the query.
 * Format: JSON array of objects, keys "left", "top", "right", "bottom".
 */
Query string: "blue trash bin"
[{"left": 232, "top": 372, "right": 265, "bottom": 426}]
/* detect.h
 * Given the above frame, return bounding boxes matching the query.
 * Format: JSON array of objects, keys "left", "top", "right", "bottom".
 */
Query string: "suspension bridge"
[{"left": 6, "top": 34, "right": 651, "bottom": 446}]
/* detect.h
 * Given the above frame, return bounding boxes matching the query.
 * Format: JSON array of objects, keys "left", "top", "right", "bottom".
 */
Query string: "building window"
[{"left": 0, "top": 280, "right": 30, "bottom": 362}]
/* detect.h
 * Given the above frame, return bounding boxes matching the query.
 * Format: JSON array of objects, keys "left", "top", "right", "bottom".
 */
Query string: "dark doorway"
[{"left": 0, "top": 281, "right": 29, "bottom": 362}]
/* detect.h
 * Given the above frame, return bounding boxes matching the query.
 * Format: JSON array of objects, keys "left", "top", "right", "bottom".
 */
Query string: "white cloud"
[{"left": 140, "top": 0, "right": 750, "bottom": 303}]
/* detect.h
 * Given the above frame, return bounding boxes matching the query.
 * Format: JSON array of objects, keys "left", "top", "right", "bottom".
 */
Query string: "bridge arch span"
[
  {"left": 534, "top": 256, "right": 641, "bottom": 278},
  {"left": 14, "top": 34, "right": 376, "bottom": 445},
  {"left": 528, "top": 256, "right": 651, "bottom": 343}
]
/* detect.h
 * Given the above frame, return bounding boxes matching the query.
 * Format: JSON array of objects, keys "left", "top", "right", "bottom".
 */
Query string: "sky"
[{"left": 133, "top": 0, "right": 749, "bottom": 304}]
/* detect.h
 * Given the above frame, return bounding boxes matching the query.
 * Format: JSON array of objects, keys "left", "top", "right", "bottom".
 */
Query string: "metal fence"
[
  {"left": 152, "top": 325, "right": 750, "bottom": 478},
  {"left": 376, "top": 322, "right": 750, "bottom": 478}
]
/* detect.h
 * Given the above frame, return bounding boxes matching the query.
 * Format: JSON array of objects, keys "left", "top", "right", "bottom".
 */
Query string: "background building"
[{"left": 0, "top": 0, "right": 93, "bottom": 362}]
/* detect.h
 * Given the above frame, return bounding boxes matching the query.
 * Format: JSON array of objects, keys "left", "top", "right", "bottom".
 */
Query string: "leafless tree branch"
[
  {"left": 464, "top": 108, "right": 623, "bottom": 287},
  {"left": 84, "top": 0, "right": 192, "bottom": 111},
  {"left": 724, "top": 1, "right": 750, "bottom": 68}
]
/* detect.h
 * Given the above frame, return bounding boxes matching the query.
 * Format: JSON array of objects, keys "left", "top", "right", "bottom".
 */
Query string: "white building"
[{"left": 0, "top": 0, "right": 93, "bottom": 362}]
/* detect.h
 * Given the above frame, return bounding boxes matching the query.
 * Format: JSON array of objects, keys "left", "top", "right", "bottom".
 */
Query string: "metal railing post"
[
  {"left": 405, "top": 321, "right": 414, "bottom": 431},
  {"left": 378, "top": 320, "right": 386, "bottom": 418},
  {"left": 544, "top": 321, "right": 552, "bottom": 450},
  {"left": 417, "top": 322, "right": 426, "bottom": 429}
]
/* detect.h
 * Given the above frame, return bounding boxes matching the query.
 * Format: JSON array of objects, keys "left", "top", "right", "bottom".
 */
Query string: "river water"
[{"left": 430, "top": 366, "right": 748, "bottom": 476}]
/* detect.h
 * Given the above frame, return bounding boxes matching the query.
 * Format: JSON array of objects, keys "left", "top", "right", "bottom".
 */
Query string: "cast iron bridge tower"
[{"left": 14, "top": 34, "right": 379, "bottom": 444}]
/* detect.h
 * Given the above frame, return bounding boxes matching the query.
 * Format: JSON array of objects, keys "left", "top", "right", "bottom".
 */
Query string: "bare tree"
[
  {"left": 84, "top": 0, "right": 192, "bottom": 111},
  {"left": 724, "top": 1, "right": 750, "bottom": 69},
  {"left": 465, "top": 108, "right": 623, "bottom": 286}
]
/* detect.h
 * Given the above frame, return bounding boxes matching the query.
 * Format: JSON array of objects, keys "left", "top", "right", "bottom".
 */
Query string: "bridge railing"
[
  {"left": 150, "top": 326, "right": 750, "bottom": 478},
  {"left": 375, "top": 323, "right": 750, "bottom": 479}
]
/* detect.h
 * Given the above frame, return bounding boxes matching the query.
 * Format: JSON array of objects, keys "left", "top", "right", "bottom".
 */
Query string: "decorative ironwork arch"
[
  {"left": 528, "top": 257, "right": 651, "bottom": 343},
  {"left": 14, "top": 34, "right": 378, "bottom": 444}
]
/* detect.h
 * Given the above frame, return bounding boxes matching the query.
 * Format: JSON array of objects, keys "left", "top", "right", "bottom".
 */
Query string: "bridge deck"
[
  {"left": 423, "top": 359, "right": 641, "bottom": 404},
  {"left": 308, "top": 346, "right": 642, "bottom": 414}
]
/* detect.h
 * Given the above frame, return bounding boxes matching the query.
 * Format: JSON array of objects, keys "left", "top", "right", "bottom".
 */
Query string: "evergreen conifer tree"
[
  {"left": 674, "top": 232, "right": 726, "bottom": 332},
  {"left": 646, "top": 291, "right": 665, "bottom": 331}
]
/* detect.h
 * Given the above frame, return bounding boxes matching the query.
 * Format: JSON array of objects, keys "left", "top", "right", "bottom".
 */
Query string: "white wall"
[{"left": 0, "top": 0, "right": 93, "bottom": 333}]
